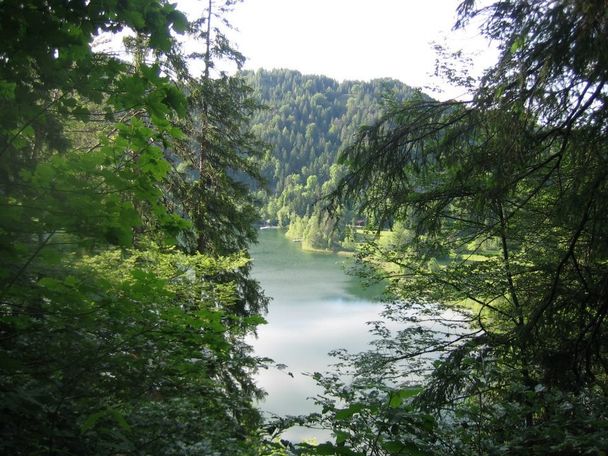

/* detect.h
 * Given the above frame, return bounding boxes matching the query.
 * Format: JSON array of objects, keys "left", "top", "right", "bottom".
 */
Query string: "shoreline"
[{"left": 260, "top": 226, "right": 355, "bottom": 257}]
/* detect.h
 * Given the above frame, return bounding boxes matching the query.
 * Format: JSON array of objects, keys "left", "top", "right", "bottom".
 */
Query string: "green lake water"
[{"left": 248, "top": 229, "right": 384, "bottom": 441}]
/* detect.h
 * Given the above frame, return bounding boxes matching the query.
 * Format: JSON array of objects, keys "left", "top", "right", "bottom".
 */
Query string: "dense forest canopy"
[
  {"left": 0, "top": 0, "right": 269, "bottom": 454},
  {"left": 1, "top": 0, "right": 607, "bottom": 455},
  {"left": 288, "top": 0, "right": 608, "bottom": 455},
  {"left": 244, "top": 69, "right": 416, "bottom": 193},
  {"left": 243, "top": 69, "right": 418, "bottom": 250}
]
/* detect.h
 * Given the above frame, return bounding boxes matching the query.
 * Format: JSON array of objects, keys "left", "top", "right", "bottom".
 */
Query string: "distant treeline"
[{"left": 242, "top": 69, "right": 417, "bottom": 248}]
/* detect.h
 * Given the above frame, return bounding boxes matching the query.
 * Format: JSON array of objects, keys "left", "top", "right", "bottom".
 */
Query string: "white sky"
[{"left": 178, "top": 0, "right": 497, "bottom": 99}]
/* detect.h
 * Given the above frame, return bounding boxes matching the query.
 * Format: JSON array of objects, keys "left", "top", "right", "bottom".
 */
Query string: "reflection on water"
[{"left": 248, "top": 230, "right": 384, "bottom": 441}]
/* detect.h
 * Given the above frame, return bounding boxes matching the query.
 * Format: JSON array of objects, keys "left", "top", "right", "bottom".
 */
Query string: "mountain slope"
[{"left": 242, "top": 68, "right": 417, "bottom": 240}]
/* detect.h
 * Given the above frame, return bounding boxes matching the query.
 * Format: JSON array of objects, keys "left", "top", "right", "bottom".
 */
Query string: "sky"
[{"left": 178, "top": 0, "right": 497, "bottom": 98}]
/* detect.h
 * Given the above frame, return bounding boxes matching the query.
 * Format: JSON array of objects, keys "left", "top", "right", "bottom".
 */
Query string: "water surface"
[{"left": 248, "top": 230, "right": 383, "bottom": 441}]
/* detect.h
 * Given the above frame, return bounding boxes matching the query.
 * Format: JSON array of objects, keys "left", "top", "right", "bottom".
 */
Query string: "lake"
[{"left": 248, "top": 229, "right": 384, "bottom": 441}]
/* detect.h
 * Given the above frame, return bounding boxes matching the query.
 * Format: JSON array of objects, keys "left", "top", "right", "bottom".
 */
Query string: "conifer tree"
[
  {"left": 296, "top": 1, "right": 608, "bottom": 454},
  {"left": 0, "top": 1, "right": 267, "bottom": 454}
]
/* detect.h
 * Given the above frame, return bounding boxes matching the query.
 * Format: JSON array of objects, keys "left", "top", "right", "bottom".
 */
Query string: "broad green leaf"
[
  {"left": 169, "top": 10, "right": 188, "bottom": 34},
  {"left": 335, "top": 403, "right": 364, "bottom": 420},
  {"left": 81, "top": 411, "right": 105, "bottom": 433},
  {"left": 0, "top": 80, "right": 16, "bottom": 99},
  {"left": 389, "top": 388, "right": 422, "bottom": 408}
]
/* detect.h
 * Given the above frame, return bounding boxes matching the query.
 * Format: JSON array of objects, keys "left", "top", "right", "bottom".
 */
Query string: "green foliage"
[
  {"left": 169, "top": 75, "right": 265, "bottom": 258},
  {"left": 243, "top": 69, "right": 417, "bottom": 248},
  {"left": 164, "top": 0, "right": 268, "bottom": 321},
  {"left": 2, "top": 247, "right": 264, "bottom": 454},
  {"left": 292, "top": 0, "right": 608, "bottom": 454},
  {"left": 291, "top": 371, "right": 435, "bottom": 456},
  {"left": 0, "top": 1, "right": 267, "bottom": 454}
]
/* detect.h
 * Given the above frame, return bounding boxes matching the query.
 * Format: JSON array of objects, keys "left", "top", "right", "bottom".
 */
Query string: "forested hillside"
[
  {"left": 3, "top": 0, "right": 607, "bottom": 454},
  {"left": 242, "top": 69, "right": 417, "bottom": 249}
]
